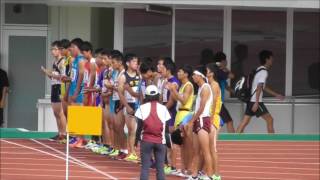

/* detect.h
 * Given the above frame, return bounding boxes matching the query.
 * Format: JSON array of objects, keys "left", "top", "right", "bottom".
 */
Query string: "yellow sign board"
[{"left": 67, "top": 106, "right": 102, "bottom": 136}]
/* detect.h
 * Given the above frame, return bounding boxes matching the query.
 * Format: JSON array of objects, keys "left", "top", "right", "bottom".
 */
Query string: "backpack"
[{"left": 234, "top": 68, "right": 267, "bottom": 102}]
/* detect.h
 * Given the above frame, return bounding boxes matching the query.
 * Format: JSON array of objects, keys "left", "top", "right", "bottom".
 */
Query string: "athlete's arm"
[
  {"left": 124, "top": 84, "right": 140, "bottom": 98},
  {"left": 72, "top": 60, "right": 85, "bottom": 101},
  {"left": 170, "top": 83, "right": 192, "bottom": 106},
  {"left": 165, "top": 82, "right": 178, "bottom": 109},
  {"left": 118, "top": 74, "right": 133, "bottom": 113},
  {"left": 210, "top": 83, "right": 220, "bottom": 115},
  {"left": 190, "top": 85, "right": 210, "bottom": 123},
  {"left": 89, "top": 63, "right": 96, "bottom": 88},
  {"left": 252, "top": 83, "right": 263, "bottom": 112},
  {"left": 264, "top": 86, "right": 285, "bottom": 100}
]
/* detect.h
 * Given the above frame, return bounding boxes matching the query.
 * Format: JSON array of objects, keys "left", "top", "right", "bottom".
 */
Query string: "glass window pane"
[
  {"left": 231, "top": 10, "right": 286, "bottom": 96},
  {"left": 5, "top": 3, "right": 48, "bottom": 24},
  {"left": 124, "top": 9, "right": 172, "bottom": 59},
  {"left": 175, "top": 9, "right": 223, "bottom": 68},
  {"left": 293, "top": 12, "right": 320, "bottom": 96}
]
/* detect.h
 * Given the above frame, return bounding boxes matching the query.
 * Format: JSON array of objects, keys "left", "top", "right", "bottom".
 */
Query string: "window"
[
  {"left": 231, "top": 10, "right": 286, "bottom": 95},
  {"left": 124, "top": 9, "right": 172, "bottom": 59},
  {"left": 175, "top": 9, "right": 223, "bottom": 68},
  {"left": 5, "top": 3, "right": 48, "bottom": 24},
  {"left": 292, "top": 12, "right": 320, "bottom": 96}
]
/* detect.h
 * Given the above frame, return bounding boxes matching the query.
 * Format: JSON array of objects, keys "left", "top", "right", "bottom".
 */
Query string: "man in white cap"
[{"left": 135, "top": 85, "right": 171, "bottom": 180}]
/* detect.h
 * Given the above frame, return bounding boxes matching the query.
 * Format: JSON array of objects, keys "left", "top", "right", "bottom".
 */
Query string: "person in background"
[
  {"left": 214, "top": 51, "right": 235, "bottom": 133},
  {"left": 0, "top": 66, "right": 9, "bottom": 128}
]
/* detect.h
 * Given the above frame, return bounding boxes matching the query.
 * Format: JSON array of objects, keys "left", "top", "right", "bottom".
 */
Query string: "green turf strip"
[{"left": 1, "top": 128, "right": 319, "bottom": 141}]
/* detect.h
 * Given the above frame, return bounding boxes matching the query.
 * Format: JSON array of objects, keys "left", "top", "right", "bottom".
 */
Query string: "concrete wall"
[
  {"left": 38, "top": 98, "right": 320, "bottom": 134},
  {"left": 219, "top": 99, "right": 320, "bottom": 134}
]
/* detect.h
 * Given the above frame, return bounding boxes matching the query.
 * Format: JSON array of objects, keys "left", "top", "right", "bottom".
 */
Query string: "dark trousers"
[{"left": 140, "top": 141, "right": 166, "bottom": 180}]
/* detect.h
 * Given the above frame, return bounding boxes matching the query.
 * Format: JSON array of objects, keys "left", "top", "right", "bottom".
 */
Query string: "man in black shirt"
[{"left": 0, "top": 68, "right": 9, "bottom": 127}]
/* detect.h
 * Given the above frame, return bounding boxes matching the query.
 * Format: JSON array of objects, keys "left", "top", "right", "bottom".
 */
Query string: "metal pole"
[{"left": 66, "top": 132, "right": 69, "bottom": 180}]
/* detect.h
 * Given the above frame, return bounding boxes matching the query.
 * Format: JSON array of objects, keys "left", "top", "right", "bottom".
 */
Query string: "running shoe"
[
  {"left": 84, "top": 140, "right": 96, "bottom": 149},
  {"left": 97, "top": 146, "right": 109, "bottom": 155},
  {"left": 211, "top": 175, "right": 221, "bottom": 180},
  {"left": 49, "top": 134, "right": 60, "bottom": 141},
  {"left": 124, "top": 153, "right": 139, "bottom": 162},
  {"left": 58, "top": 135, "right": 67, "bottom": 144},
  {"left": 164, "top": 166, "right": 172, "bottom": 175},
  {"left": 116, "top": 152, "right": 128, "bottom": 160},
  {"left": 198, "top": 175, "right": 211, "bottom": 180},
  {"left": 70, "top": 138, "right": 84, "bottom": 148},
  {"left": 185, "top": 176, "right": 198, "bottom": 180},
  {"left": 69, "top": 137, "right": 78, "bottom": 145},
  {"left": 108, "top": 149, "right": 120, "bottom": 157},
  {"left": 170, "top": 169, "right": 186, "bottom": 177}
]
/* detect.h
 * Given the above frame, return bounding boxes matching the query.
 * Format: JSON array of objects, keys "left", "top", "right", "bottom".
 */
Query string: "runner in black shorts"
[
  {"left": 214, "top": 51, "right": 235, "bottom": 133},
  {"left": 245, "top": 102, "right": 269, "bottom": 117},
  {"left": 41, "top": 41, "right": 67, "bottom": 141},
  {"left": 237, "top": 50, "right": 285, "bottom": 133}
]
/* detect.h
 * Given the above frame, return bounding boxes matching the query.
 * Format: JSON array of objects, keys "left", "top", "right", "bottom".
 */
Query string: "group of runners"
[{"left": 42, "top": 37, "right": 284, "bottom": 180}]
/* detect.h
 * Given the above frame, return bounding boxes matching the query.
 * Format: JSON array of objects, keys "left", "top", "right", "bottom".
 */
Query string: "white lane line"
[
  {"left": 31, "top": 139, "right": 117, "bottom": 180},
  {"left": 222, "top": 157, "right": 320, "bottom": 160},
  {"left": 219, "top": 164, "right": 319, "bottom": 171},
  {"left": 2, "top": 162, "right": 77, "bottom": 167},
  {"left": 221, "top": 175, "right": 301, "bottom": 180},
  {"left": 1, "top": 167, "right": 94, "bottom": 173},
  {"left": 220, "top": 170, "right": 319, "bottom": 176},
  {"left": 1, "top": 139, "right": 112, "bottom": 180},
  {"left": 2, "top": 162, "right": 139, "bottom": 169},
  {"left": 0, "top": 173, "right": 112, "bottom": 179},
  {"left": 221, "top": 159, "right": 320, "bottom": 165},
  {"left": 0, "top": 140, "right": 83, "bottom": 167},
  {"left": 219, "top": 152, "right": 319, "bottom": 155}
]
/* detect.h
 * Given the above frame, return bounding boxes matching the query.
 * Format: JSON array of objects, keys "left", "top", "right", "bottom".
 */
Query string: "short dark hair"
[
  {"left": 163, "top": 58, "right": 176, "bottom": 74},
  {"left": 100, "top": 48, "right": 111, "bottom": 56},
  {"left": 259, "top": 50, "right": 273, "bottom": 65},
  {"left": 80, "top": 41, "right": 93, "bottom": 52},
  {"left": 206, "top": 63, "right": 219, "bottom": 81},
  {"left": 94, "top": 48, "right": 104, "bottom": 55},
  {"left": 70, "top": 38, "right": 83, "bottom": 49},
  {"left": 51, "top": 40, "right": 62, "bottom": 48},
  {"left": 179, "top": 65, "right": 193, "bottom": 79},
  {"left": 60, "top": 39, "right": 70, "bottom": 49},
  {"left": 145, "top": 94, "right": 160, "bottom": 102},
  {"left": 142, "top": 57, "right": 153, "bottom": 64},
  {"left": 111, "top": 50, "right": 125, "bottom": 64},
  {"left": 214, "top": 51, "right": 226, "bottom": 62},
  {"left": 200, "top": 48, "right": 214, "bottom": 65},
  {"left": 124, "top": 53, "right": 138, "bottom": 63},
  {"left": 140, "top": 60, "right": 155, "bottom": 74}
]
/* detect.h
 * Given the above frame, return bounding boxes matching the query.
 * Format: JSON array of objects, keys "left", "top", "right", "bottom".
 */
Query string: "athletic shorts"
[
  {"left": 165, "top": 133, "right": 172, "bottom": 148},
  {"left": 124, "top": 103, "right": 137, "bottom": 116},
  {"left": 220, "top": 104, "right": 233, "bottom": 123},
  {"left": 114, "top": 100, "right": 123, "bottom": 114},
  {"left": 245, "top": 102, "right": 269, "bottom": 117},
  {"left": 211, "top": 114, "right": 221, "bottom": 130},
  {"left": 167, "top": 109, "right": 176, "bottom": 127},
  {"left": 174, "top": 110, "right": 193, "bottom": 129},
  {"left": 51, "top": 84, "right": 61, "bottom": 103},
  {"left": 193, "top": 116, "right": 211, "bottom": 134}
]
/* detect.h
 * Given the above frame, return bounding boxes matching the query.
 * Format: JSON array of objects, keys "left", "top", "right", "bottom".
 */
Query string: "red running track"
[{"left": 0, "top": 139, "right": 319, "bottom": 180}]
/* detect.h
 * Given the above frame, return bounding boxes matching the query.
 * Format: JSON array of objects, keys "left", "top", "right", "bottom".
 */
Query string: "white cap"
[{"left": 145, "top": 85, "right": 159, "bottom": 96}]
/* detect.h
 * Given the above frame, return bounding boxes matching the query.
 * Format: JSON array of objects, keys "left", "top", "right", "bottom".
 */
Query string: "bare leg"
[
  {"left": 261, "top": 113, "right": 275, "bottom": 133},
  {"left": 236, "top": 115, "right": 252, "bottom": 133}
]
